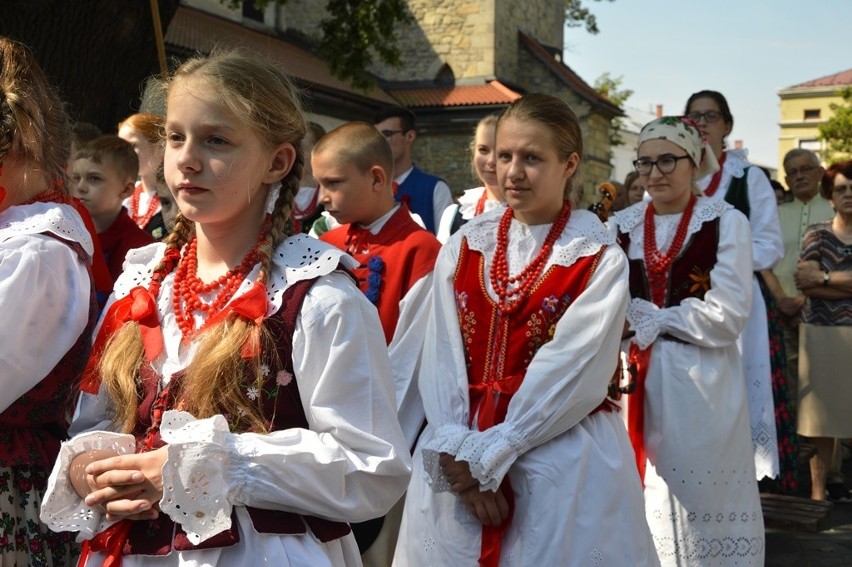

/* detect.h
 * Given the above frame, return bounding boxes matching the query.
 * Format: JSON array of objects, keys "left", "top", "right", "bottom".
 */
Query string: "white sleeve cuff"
[
  {"left": 159, "top": 410, "right": 235, "bottom": 544},
  {"left": 420, "top": 422, "right": 471, "bottom": 493},
  {"left": 454, "top": 426, "right": 522, "bottom": 492},
  {"left": 626, "top": 297, "right": 662, "bottom": 349},
  {"left": 39, "top": 431, "right": 135, "bottom": 540}
]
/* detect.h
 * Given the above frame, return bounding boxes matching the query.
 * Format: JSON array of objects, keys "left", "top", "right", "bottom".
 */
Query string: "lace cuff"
[
  {"left": 40, "top": 431, "right": 136, "bottom": 540},
  {"left": 627, "top": 298, "right": 662, "bottom": 349},
  {"left": 453, "top": 426, "right": 523, "bottom": 492},
  {"left": 421, "top": 423, "right": 471, "bottom": 492},
  {"left": 159, "top": 410, "right": 235, "bottom": 544}
]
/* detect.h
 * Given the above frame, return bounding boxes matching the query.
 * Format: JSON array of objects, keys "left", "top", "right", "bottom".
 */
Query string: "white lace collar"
[
  {"left": 460, "top": 207, "right": 614, "bottom": 268},
  {"left": 113, "top": 234, "right": 357, "bottom": 316},
  {"left": 611, "top": 197, "right": 731, "bottom": 244},
  {"left": 458, "top": 187, "right": 486, "bottom": 207},
  {"left": 0, "top": 202, "right": 93, "bottom": 255},
  {"left": 721, "top": 148, "right": 749, "bottom": 178}
]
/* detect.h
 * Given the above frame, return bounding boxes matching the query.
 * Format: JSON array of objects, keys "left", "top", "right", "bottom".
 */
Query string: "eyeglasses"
[
  {"left": 633, "top": 154, "right": 691, "bottom": 175},
  {"left": 686, "top": 111, "right": 723, "bottom": 123},
  {"left": 832, "top": 183, "right": 852, "bottom": 195},
  {"left": 786, "top": 165, "right": 818, "bottom": 177},
  {"left": 379, "top": 129, "right": 404, "bottom": 139}
]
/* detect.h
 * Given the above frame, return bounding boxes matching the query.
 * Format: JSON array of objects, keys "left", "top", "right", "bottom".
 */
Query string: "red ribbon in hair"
[
  {"left": 626, "top": 342, "right": 652, "bottom": 483},
  {"left": 80, "top": 287, "right": 164, "bottom": 394}
]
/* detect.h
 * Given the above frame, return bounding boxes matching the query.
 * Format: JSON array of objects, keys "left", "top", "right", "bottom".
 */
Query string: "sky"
[{"left": 563, "top": 0, "right": 852, "bottom": 169}]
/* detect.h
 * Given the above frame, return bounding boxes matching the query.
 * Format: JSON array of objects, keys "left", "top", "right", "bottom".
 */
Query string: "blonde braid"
[{"left": 98, "top": 212, "right": 194, "bottom": 432}]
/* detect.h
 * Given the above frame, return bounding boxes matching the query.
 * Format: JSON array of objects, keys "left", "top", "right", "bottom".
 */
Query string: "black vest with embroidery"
[
  {"left": 619, "top": 217, "right": 720, "bottom": 307},
  {"left": 122, "top": 277, "right": 351, "bottom": 556}
]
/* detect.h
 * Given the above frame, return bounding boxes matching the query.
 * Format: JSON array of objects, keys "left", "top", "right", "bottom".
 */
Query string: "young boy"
[
  {"left": 313, "top": 121, "right": 440, "bottom": 565},
  {"left": 72, "top": 135, "right": 154, "bottom": 302}
]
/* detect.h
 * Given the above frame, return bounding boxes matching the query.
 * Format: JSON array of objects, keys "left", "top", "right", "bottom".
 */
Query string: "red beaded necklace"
[
  {"left": 171, "top": 228, "right": 268, "bottom": 340},
  {"left": 489, "top": 201, "right": 571, "bottom": 315},
  {"left": 643, "top": 194, "right": 697, "bottom": 307},
  {"left": 702, "top": 152, "right": 726, "bottom": 197},
  {"left": 473, "top": 190, "right": 489, "bottom": 216},
  {"left": 130, "top": 184, "right": 159, "bottom": 229}
]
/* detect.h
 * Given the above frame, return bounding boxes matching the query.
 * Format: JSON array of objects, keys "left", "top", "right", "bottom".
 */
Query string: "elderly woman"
[
  {"left": 609, "top": 116, "right": 765, "bottom": 565},
  {"left": 795, "top": 160, "right": 852, "bottom": 501}
]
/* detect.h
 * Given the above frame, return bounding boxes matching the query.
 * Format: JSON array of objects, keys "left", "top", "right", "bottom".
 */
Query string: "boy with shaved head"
[{"left": 313, "top": 121, "right": 440, "bottom": 565}]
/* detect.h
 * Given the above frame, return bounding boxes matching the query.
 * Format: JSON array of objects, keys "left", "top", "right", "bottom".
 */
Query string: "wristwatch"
[{"left": 823, "top": 270, "right": 831, "bottom": 286}]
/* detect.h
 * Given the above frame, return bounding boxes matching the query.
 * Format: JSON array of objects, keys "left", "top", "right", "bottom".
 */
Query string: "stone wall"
[
  {"left": 514, "top": 46, "right": 613, "bottom": 206},
  {"left": 414, "top": 129, "right": 481, "bottom": 194},
  {"left": 493, "top": 0, "right": 564, "bottom": 86}
]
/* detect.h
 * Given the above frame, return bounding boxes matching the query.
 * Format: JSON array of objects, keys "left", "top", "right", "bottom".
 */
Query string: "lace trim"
[
  {"left": 612, "top": 198, "right": 731, "bottom": 250},
  {"left": 39, "top": 431, "right": 136, "bottom": 539},
  {"left": 0, "top": 202, "right": 93, "bottom": 255},
  {"left": 421, "top": 423, "right": 472, "bottom": 493},
  {"left": 160, "top": 411, "right": 234, "bottom": 544},
  {"left": 453, "top": 427, "right": 524, "bottom": 492},
  {"left": 113, "top": 235, "right": 356, "bottom": 314},
  {"left": 722, "top": 148, "right": 749, "bottom": 178},
  {"left": 626, "top": 298, "right": 661, "bottom": 349},
  {"left": 464, "top": 209, "right": 613, "bottom": 269}
]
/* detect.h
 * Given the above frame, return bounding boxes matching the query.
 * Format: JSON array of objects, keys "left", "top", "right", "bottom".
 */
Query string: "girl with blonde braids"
[{"left": 40, "top": 48, "right": 410, "bottom": 566}]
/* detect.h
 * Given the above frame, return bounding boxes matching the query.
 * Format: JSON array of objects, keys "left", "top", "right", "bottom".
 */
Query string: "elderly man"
[{"left": 762, "top": 148, "right": 841, "bottom": 496}]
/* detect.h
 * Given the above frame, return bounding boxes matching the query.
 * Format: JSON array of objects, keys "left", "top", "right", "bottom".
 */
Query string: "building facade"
[
  {"left": 777, "top": 68, "right": 852, "bottom": 169},
  {"left": 166, "top": 0, "right": 620, "bottom": 203}
]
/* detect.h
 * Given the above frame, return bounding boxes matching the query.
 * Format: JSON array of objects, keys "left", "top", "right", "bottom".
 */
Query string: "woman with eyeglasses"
[
  {"left": 794, "top": 160, "right": 852, "bottom": 501},
  {"left": 609, "top": 116, "right": 765, "bottom": 565},
  {"left": 685, "top": 90, "right": 786, "bottom": 489}
]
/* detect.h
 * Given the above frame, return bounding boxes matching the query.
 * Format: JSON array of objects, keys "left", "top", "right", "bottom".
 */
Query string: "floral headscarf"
[{"left": 638, "top": 116, "right": 719, "bottom": 183}]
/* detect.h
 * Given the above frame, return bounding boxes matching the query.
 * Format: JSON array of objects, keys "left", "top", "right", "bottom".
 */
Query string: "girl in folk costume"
[
  {"left": 0, "top": 37, "right": 98, "bottom": 566},
  {"left": 394, "top": 94, "right": 659, "bottom": 567},
  {"left": 685, "top": 91, "right": 785, "bottom": 485},
  {"left": 119, "top": 113, "right": 167, "bottom": 239},
  {"left": 609, "top": 116, "right": 764, "bottom": 565},
  {"left": 435, "top": 113, "right": 505, "bottom": 243},
  {"left": 40, "top": 49, "right": 411, "bottom": 566}
]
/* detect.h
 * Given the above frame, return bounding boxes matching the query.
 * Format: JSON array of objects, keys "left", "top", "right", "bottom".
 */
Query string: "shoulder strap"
[{"left": 725, "top": 167, "right": 751, "bottom": 219}]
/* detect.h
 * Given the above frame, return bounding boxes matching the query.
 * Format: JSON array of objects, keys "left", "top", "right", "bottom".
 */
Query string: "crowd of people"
[{"left": 1, "top": 35, "right": 850, "bottom": 567}]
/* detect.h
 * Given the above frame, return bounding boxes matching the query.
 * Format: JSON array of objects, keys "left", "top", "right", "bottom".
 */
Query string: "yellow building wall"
[{"left": 778, "top": 89, "right": 843, "bottom": 170}]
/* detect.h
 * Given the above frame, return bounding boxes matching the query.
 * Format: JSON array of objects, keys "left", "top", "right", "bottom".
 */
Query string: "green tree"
[
  {"left": 565, "top": 0, "right": 615, "bottom": 34},
  {"left": 228, "top": 0, "right": 411, "bottom": 91},
  {"left": 818, "top": 87, "right": 852, "bottom": 162},
  {"left": 594, "top": 72, "right": 632, "bottom": 146}
]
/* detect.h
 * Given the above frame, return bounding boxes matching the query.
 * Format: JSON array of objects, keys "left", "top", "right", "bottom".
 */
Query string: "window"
[{"left": 803, "top": 109, "right": 821, "bottom": 120}]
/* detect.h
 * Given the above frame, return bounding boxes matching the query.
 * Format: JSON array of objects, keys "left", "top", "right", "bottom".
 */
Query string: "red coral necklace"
[
  {"left": 130, "top": 184, "right": 159, "bottom": 229},
  {"left": 489, "top": 201, "right": 571, "bottom": 315},
  {"left": 643, "top": 194, "right": 697, "bottom": 306},
  {"left": 474, "top": 190, "right": 489, "bottom": 216},
  {"left": 171, "top": 227, "right": 268, "bottom": 339},
  {"left": 702, "top": 152, "right": 726, "bottom": 197}
]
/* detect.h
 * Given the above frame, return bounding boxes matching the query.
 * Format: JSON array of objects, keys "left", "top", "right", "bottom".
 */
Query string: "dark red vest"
[
  {"left": 619, "top": 217, "right": 720, "bottom": 307},
  {"left": 120, "top": 277, "right": 350, "bottom": 556},
  {"left": 0, "top": 237, "right": 97, "bottom": 468}
]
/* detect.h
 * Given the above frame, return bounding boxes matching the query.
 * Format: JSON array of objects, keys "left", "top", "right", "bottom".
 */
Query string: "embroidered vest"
[
  {"left": 120, "top": 277, "right": 351, "bottom": 556},
  {"left": 453, "top": 239, "right": 603, "bottom": 430},
  {"left": 619, "top": 217, "right": 720, "bottom": 307},
  {"left": 396, "top": 166, "right": 444, "bottom": 234},
  {"left": 0, "top": 237, "right": 97, "bottom": 468}
]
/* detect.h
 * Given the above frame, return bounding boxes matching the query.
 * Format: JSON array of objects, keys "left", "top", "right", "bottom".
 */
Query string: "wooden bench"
[
  {"left": 761, "top": 493, "right": 833, "bottom": 532},
  {"left": 759, "top": 442, "right": 834, "bottom": 532}
]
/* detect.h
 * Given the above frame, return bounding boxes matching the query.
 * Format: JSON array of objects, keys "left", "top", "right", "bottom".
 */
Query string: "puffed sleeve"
[
  {"left": 629, "top": 209, "right": 753, "bottom": 348},
  {"left": 156, "top": 272, "right": 412, "bottom": 543},
  {"left": 0, "top": 234, "right": 91, "bottom": 412},
  {"left": 420, "top": 243, "right": 630, "bottom": 491},
  {"left": 746, "top": 166, "right": 783, "bottom": 271}
]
